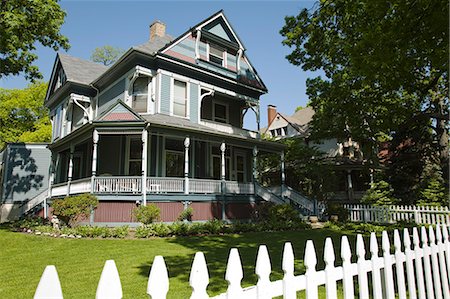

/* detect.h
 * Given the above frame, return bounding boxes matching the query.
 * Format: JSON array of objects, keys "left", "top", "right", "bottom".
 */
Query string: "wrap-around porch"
[{"left": 48, "top": 125, "right": 286, "bottom": 203}]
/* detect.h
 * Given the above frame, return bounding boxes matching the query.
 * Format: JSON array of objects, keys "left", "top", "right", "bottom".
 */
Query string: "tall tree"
[
  {"left": 0, "top": 0, "right": 70, "bottom": 81},
  {"left": 0, "top": 82, "right": 51, "bottom": 148},
  {"left": 280, "top": 0, "right": 449, "bottom": 195},
  {"left": 91, "top": 46, "right": 124, "bottom": 66}
]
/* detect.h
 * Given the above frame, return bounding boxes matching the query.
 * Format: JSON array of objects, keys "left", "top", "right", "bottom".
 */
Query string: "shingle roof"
[
  {"left": 133, "top": 35, "right": 174, "bottom": 55},
  {"left": 58, "top": 53, "right": 109, "bottom": 85},
  {"left": 290, "top": 106, "right": 315, "bottom": 125}
]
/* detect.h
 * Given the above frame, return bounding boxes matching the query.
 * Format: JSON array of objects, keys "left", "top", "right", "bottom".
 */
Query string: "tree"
[
  {"left": 281, "top": 0, "right": 448, "bottom": 201},
  {"left": 0, "top": 82, "right": 51, "bottom": 149},
  {"left": 0, "top": 0, "right": 70, "bottom": 81},
  {"left": 361, "top": 180, "right": 399, "bottom": 206},
  {"left": 52, "top": 194, "right": 98, "bottom": 227},
  {"left": 90, "top": 46, "right": 124, "bottom": 66}
]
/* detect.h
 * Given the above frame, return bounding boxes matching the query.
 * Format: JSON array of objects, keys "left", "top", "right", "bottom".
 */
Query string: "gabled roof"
[
  {"left": 58, "top": 53, "right": 109, "bottom": 85},
  {"left": 96, "top": 100, "right": 145, "bottom": 122},
  {"left": 263, "top": 106, "right": 315, "bottom": 137}
]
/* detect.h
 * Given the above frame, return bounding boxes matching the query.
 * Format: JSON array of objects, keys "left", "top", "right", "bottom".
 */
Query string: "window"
[
  {"left": 165, "top": 138, "right": 184, "bottom": 177},
  {"left": 213, "top": 102, "right": 228, "bottom": 123},
  {"left": 52, "top": 105, "right": 63, "bottom": 140},
  {"left": 127, "top": 138, "right": 142, "bottom": 176},
  {"left": 173, "top": 80, "right": 188, "bottom": 117},
  {"left": 209, "top": 43, "right": 224, "bottom": 66},
  {"left": 132, "top": 77, "right": 149, "bottom": 113}
]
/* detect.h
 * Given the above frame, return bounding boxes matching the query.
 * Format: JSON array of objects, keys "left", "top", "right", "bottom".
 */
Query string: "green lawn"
[{"left": 0, "top": 227, "right": 357, "bottom": 298}]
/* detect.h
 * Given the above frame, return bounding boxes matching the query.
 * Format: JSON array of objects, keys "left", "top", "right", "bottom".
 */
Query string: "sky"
[{"left": 0, "top": 0, "right": 321, "bottom": 129}]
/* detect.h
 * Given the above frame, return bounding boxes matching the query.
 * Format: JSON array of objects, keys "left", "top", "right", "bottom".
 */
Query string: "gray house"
[
  {"left": 262, "top": 105, "right": 369, "bottom": 202},
  {"left": 0, "top": 143, "right": 51, "bottom": 222},
  {"left": 21, "top": 11, "right": 317, "bottom": 224}
]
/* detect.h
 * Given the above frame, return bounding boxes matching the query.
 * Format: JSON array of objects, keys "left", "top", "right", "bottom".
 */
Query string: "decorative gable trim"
[
  {"left": 97, "top": 100, "right": 145, "bottom": 122},
  {"left": 45, "top": 54, "right": 65, "bottom": 103}
]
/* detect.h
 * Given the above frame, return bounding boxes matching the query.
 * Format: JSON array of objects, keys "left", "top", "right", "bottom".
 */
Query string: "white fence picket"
[
  {"left": 225, "top": 248, "right": 244, "bottom": 299},
  {"left": 96, "top": 260, "right": 122, "bottom": 299},
  {"left": 33, "top": 225, "right": 450, "bottom": 299},
  {"left": 255, "top": 245, "right": 272, "bottom": 299},
  {"left": 147, "top": 256, "right": 169, "bottom": 299},
  {"left": 282, "top": 242, "right": 295, "bottom": 299},
  {"left": 189, "top": 252, "right": 209, "bottom": 299},
  {"left": 34, "top": 265, "right": 63, "bottom": 299}
]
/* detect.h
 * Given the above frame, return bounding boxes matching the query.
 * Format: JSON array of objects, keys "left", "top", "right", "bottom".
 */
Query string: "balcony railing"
[
  {"left": 146, "top": 177, "right": 184, "bottom": 193},
  {"left": 94, "top": 176, "right": 142, "bottom": 194},
  {"left": 189, "top": 179, "right": 221, "bottom": 194}
]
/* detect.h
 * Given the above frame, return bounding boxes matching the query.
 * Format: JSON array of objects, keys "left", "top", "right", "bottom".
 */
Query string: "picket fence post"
[
  {"left": 225, "top": 248, "right": 244, "bottom": 298},
  {"left": 304, "top": 240, "right": 318, "bottom": 299},
  {"left": 189, "top": 252, "right": 209, "bottom": 299},
  {"left": 147, "top": 256, "right": 169, "bottom": 299},
  {"left": 436, "top": 226, "right": 450, "bottom": 299},
  {"left": 282, "top": 242, "right": 295, "bottom": 299},
  {"left": 356, "top": 234, "right": 369, "bottom": 299},
  {"left": 382, "top": 231, "right": 395, "bottom": 299},
  {"left": 96, "top": 260, "right": 122, "bottom": 299},
  {"left": 33, "top": 265, "right": 63, "bottom": 299},
  {"left": 393, "top": 230, "right": 407, "bottom": 299},
  {"left": 403, "top": 228, "right": 417, "bottom": 299},
  {"left": 324, "top": 238, "right": 337, "bottom": 299},
  {"left": 255, "top": 245, "right": 272, "bottom": 299}
]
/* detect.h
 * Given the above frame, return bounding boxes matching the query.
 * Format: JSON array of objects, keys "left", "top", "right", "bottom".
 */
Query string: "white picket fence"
[
  {"left": 34, "top": 225, "right": 450, "bottom": 299},
  {"left": 344, "top": 204, "right": 450, "bottom": 225}
]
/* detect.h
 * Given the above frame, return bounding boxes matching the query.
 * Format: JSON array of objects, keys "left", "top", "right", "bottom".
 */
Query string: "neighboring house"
[
  {"left": 17, "top": 11, "right": 317, "bottom": 225},
  {"left": 0, "top": 143, "right": 51, "bottom": 222},
  {"left": 262, "top": 105, "right": 369, "bottom": 202}
]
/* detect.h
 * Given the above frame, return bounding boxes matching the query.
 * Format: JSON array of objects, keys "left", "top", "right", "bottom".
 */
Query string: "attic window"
[
  {"left": 54, "top": 68, "right": 66, "bottom": 91},
  {"left": 208, "top": 43, "right": 225, "bottom": 66}
]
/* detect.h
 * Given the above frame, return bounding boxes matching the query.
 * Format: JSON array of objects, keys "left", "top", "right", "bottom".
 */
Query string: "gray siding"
[
  {"left": 160, "top": 74, "right": 171, "bottom": 114},
  {"left": 1, "top": 144, "right": 51, "bottom": 203},
  {"left": 190, "top": 83, "right": 199, "bottom": 123},
  {"left": 98, "top": 79, "right": 126, "bottom": 116}
]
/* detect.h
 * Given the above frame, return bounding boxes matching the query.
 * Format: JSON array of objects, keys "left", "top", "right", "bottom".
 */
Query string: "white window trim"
[
  {"left": 170, "top": 77, "right": 190, "bottom": 119},
  {"left": 125, "top": 136, "right": 142, "bottom": 176},
  {"left": 130, "top": 76, "right": 151, "bottom": 114},
  {"left": 207, "top": 42, "right": 226, "bottom": 67}
]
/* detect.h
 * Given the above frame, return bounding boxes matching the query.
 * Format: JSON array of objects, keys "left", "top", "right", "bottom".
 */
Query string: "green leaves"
[
  {"left": 0, "top": 0, "right": 70, "bottom": 80},
  {"left": 52, "top": 194, "right": 99, "bottom": 227},
  {"left": 90, "top": 46, "right": 124, "bottom": 66},
  {"left": 0, "top": 82, "right": 51, "bottom": 148}
]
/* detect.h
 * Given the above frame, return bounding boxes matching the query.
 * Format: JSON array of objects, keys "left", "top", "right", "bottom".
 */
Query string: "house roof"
[
  {"left": 133, "top": 35, "right": 174, "bottom": 55},
  {"left": 262, "top": 106, "right": 315, "bottom": 137},
  {"left": 58, "top": 53, "right": 109, "bottom": 85}
]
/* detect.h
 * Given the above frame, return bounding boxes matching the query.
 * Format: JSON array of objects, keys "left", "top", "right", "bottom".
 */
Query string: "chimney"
[
  {"left": 149, "top": 20, "right": 166, "bottom": 41},
  {"left": 267, "top": 105, "right": 277, "bottom": 125}
]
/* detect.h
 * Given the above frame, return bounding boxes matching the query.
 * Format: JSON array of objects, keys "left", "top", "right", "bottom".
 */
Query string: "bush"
[
  {"left": 52, "top": 194, "right": 98, "bottom": 227},
  {"left": 10, "top": 216, "right": 49, "bottom": 230},
  {"left": 324, "top": 203, "right": 349, "bottom": 222},
  {"left": 177, "top": 207, "right": 194, "bottom": 221},
  {"left": 133, "top": 204, "right": 160, "bottom": 225},
  {"left": 111, "top": 226, "right": 129, "bottom": 238},
  {"left": 361, "top": 180, "right": 400, "bottom": 206}
]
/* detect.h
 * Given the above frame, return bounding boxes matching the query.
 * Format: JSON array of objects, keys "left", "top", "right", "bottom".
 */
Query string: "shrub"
[
  {"left": 111, "top": 226, "right": 129, "bottom": 238},
  {"left": 177, "top": 207, "right": 194, "bottom": 221},
  {"left": 324, "top": 203, "right": 349, "bottom": 222},
  {"left": 10, "top": 216, "right": 49, "bottom": 230},
  {"left": 150, "top": 223, "right": 170, "bottom": 237},
  {"left": 169, "top": 222, "right": 190, "bottom": 236},
  {"left": 133, "top": 204, "right": 160, "bottom": 225},
  {"left": 52, "top": 194, "right": 98, "bottom": 227},
  {"left": 361, "top": 180, "right": 400, "bottom": 206},
  {"left": 203, "top": 219, "right": 224, "bottom": 234}
]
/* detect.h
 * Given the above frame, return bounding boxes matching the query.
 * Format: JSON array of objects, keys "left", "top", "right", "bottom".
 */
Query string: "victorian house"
[{"left": 30, "top": 11, "right": 317, "bottom": 224}]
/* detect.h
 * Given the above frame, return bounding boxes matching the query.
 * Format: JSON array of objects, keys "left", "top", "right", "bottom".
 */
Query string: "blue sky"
[{"left": 0, "top": 0, "right": 320, "bottom": 129}]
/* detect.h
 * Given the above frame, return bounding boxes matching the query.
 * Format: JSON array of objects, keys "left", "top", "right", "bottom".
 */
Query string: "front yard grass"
[{"left": 0, "top": 226, "right": 355, "bottom": 299}]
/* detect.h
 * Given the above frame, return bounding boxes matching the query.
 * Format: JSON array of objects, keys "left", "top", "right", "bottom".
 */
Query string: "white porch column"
[
  {"left": 220, "top": 142, "right": 226, "bottom": 220},
  {"left": 141, "top": 129, "right": 148, "bottom": 205},
  {"left": 252, "top": 146, "right": 258, "bottom": 182},
  {"left": 184, "top": 137, "right": 190, "bottom": 194},
  {"left": 280, "top": 151, "right": 286, "bottom": 198},
  {"left": 347, "top": 170, "right": 353, "bottom": 201},
  {"left": 67, "top": 144, "right": 74, "bottom": 196},
  {"left": 91, "top": 130, "right": 99, "bottom": 193}
]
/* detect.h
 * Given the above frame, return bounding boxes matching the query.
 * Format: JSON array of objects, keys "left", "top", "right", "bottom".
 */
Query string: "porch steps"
[
  {"left": 267, "top": 185, "right": 318, "bottom": 216},
  {"left": 21, "top": 189, "right": 48, "bottom": 216}
]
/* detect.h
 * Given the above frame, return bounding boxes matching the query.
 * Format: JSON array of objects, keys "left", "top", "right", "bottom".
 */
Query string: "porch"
[{"left": 50, "top": 176, "right": 255, "bottom": 197}]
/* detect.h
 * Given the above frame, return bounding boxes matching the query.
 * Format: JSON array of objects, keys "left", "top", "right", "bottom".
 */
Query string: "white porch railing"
[
  {"left": 69, "top": 178, "right": 92, "bottom": 194},
  {"left": 189, "top": 179, "right": 222, "bottom": 194},
  {"left": 345, "top": 204, "right": 450, "bottom": 225},
  {"left": 93, "top": 177, "right": 141, "bottom": 194},
  {"left": 224, "top": 181, "right": 254, "bottom": 194},
  {"left": 34, "top": 225, "right": 450, "bottom": 299},
  {"left": 200, "top": 120, "right": 258, "bottom": 139},
  {"left": 51, "top": 183, "right": 68, "bottom": 197},
  {"left": 146, "top": 177, "right": 184, "bottom": 193}
]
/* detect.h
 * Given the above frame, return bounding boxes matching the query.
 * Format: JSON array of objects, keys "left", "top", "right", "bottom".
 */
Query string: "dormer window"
[
  {"left": 208, "top": 43, "right": 225, "bottom": 67},
  {"left": 132, "top": 76, "right": 149, "bottom": 113}
]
